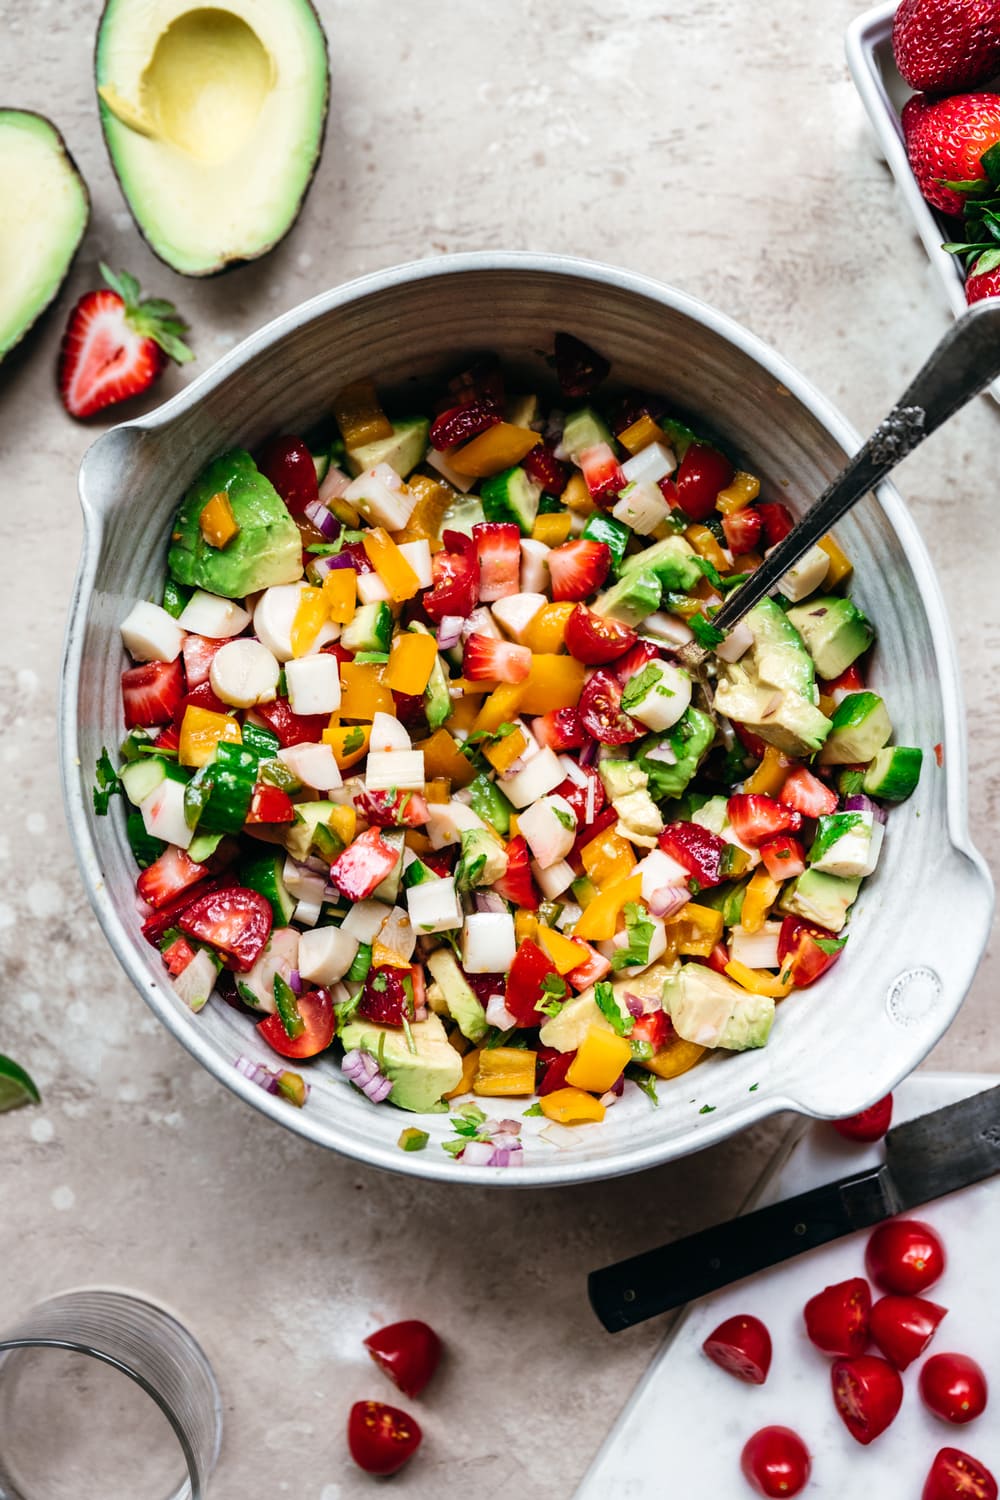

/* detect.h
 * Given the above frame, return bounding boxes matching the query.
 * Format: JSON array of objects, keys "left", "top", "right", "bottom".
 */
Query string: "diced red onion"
[
  {"left": 558, "top": 755, "right": 589, "bottom": 788},
  {"left": 599, "top": 1089, "right": 620, "bottom": 1108},
  {"left": 319, "top": 465, "right": 351, "bottom": 502},
  {"left": 235, "top": 1055, "right": 280, "bottom": 1094},
  {"left": 366, "top": 1075, "right": 393, "bottom": 1104},
  {"left": 579, "top": 739, "right": 598, "bottom": 768},
  {"left": 307, "top": 553, "right": 339, "bottom": 580},
  {"left": 460, "top": 1140, "right": 496, "bottom": 1166},
  {"left": 489, "top": 1131, "right": 522, "bottom": 1152},
  {"left": 486, "top": 993, "right": 518, "bottom": 1029},
  {"left": 436, "top": 615, "right": 465, "bottom": 650},
  {"left": 342, "top": 1049, "right": 378, "bottom": 1083},
  {"left": 643, "top": 742, "right": 678, "bottom": 765},
  {"left": 647, "top": 885, "right": 690, "bottom": 919},
  {"left": 585, "top": 778, "right": 598, "bottom": 823},
  {"left": 488, "top": 1146, "right": 524, "bottom": 1167},
  {"left": 624, "top": 990, "right": 662, "bottom": 1018},
  {"left": 302, "top": 854, "right": 329, "bottom": 874},
  {"left": 608, "top": 1071, "right": 625, "bottom": 1097},
  {"left": 303, "top": 499, "right": 341, "bottom": 538},
  {"left": 475, "top": 891, "right": 508, "bottom": 914},
  {"left": 496, "top": 1118, "right": 522, "bottom": 1135},
  {"left": 322, "top": 551, "right": 358, "bottom": 571},
  {"left": 288, "top": 969, "right": 303, "bottom": 995},
  {"left": 844, "top": 793, "right": 886, "bottom": 824}
]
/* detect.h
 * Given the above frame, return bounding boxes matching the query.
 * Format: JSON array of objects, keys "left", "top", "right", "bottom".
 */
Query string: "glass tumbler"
[{"left": 0, "top": 1289, "right": 222, "bottom": 1499}]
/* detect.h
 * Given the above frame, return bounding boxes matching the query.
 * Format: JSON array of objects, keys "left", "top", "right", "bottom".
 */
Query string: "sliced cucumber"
[
  {"left": 561, "top": 407, "right": 614, "bottom": 466},
  {"left": 468, "top": 772, "right": 514, "bottom": 838},
  {"left": 126, "top": 810, "right": 166, "bottom": 868},
  {"left": 863, "top": 745, "right": 923, "bottom": 801},
  {"left": 184, "top": 742, "right": 257, "bottom": 835},
  {"left": 582, "top": 512, "right": 631, "bottom": 573},
  {"left": 408, "top": 622, "right": 452, "bottom": 730},
  {"left": 818, "top": 692, "right": 892, "bottom": 765},
  {"left": 342, "top": 600, "right": 393, "bottom": 654},
  {"left": 120, "top": 757, "right": 167, "bottom": 807},
  {"left": 240, "top": 850, "right": 296, "bottom": 925},
  {"left": 162, "top": 577, "right": 191, "bottom": 620},
  {"left": 480, "top": 465, "right": 541, "bottom": 535},
  {"left": 241, "top": 720, "right": 281, "bottom": 760},
  {"left": 372, "top": 830, "right": 406, "bottom": 904}
]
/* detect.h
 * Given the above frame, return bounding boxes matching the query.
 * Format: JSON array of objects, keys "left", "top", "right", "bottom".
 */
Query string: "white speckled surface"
[{"left": 0, "top": 1, "right": 997, "bottom": 1494}]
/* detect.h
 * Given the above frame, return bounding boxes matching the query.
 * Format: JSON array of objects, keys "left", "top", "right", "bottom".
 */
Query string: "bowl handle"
[{"left": 78, "top": 423, "right": 152, "bottom": 521}]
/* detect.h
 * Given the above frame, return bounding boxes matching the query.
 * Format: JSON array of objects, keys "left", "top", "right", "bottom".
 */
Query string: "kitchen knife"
[{"left": 589, "top": 1084, "right": 1000, "bottom": 1333}]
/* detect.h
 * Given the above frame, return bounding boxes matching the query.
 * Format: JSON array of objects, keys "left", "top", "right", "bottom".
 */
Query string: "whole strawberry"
[
  {"left": 902, "top": 90, "right": 1000, "bottom": 213},
  {"left": 965, "top": 252, "right": 1000, "bottom": 300},
  {"left": 58, "top": 264, "right": 193, "bottom": 419},
  {"left": 894, "top": 0, "right": 1000, "bottom": 93}
]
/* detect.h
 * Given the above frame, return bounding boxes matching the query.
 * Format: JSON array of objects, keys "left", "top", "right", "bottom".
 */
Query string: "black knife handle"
[{"left": 589, "top": 1165, "right": 897, "bottom": 1332}]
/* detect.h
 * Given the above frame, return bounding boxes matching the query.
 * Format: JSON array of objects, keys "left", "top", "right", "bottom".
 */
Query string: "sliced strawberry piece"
[
  {"left": 329, "top": 827, "right": 400, "bottom": 901},
  {"left": 721, "top": 508, "right": 763, "bottom": 553},
  {"left": 553, "top": 331, "right": 610, "bottom": 398},
  {"left": 430, "top": 402, "right": 500, "bottom": 450},
  {"left": 355, "top": 788, "right": 429, "bottom": 828},
  {"left": 256, "top": 435, "right": 319, "bottom": 515},
  {"left": 255, "top": 696, "right": 332, "bottom": 748},
  {"left": 462, "top": 634, "right": 531, "bottom": 684},
  {"left": 611, "top": 639, "right": 661, "bottom": 686},
  {"left": 448, "top": 357, "right": 504, "bottom": 412},
  {"left": 727, "top": 793, "right": 802, "bottom": 847},
  {"left": 161, "top": 935, "right": 197, "bottom": 976},
  {"left": 564, "top": 941, "right": 611, "bottom": 991},
  {"left": 522, "top": 442, "right": 569, "bottom": 496},
  {"left": 759, "top": 834, "right": 807, "bottom": 881},
  {"left": 579, "top": 443, "right": 625, "bottom": 504},
  {"left": 555, "top": 765, "right": 606, "bottom": 827},
  {"left": 473, "top": 522, "right": 521, "bottom": 602},
  {"left": 154, "top": 723, "right": 181, "bottom": 752},
  {"left": 546, "top": 539, "right": 611, "bottom": 602},
  {"left": 423, "top": 531, "right": 479, "bottom": 622},
  {"left": 564, "top": 605, "right": 637, "bottom": 666},
  {"left": 536, "top": 1048, "right": 576, "bottom": 1095},
  {"left": 137, "top": 845, "right": 209, "bottom": 909},
  {"left": 182, "top": 634, "right": 227, "bottom": 689},
  {"left": 756, "top": 502, "right": 795, "bottom": 547},
  {"left": 532, "top": 708, "right": 586, "bottom": 751},
  {"left": 822, "top": 664, "right": 865, "bottom": 704},
  {"left": 358, "top": 965, "right": 419, "bottom": 1027},
  {"left": 658, "top": 822, "right": 728, "bottom": 887},
  {"left": 778, "top": 766, "right": 838, "bottom": 819},
  {"left": 121, "top": 658, "right": 184, "bottom": 729},
  {"left": 492, "top": 835, "right": 540, "bottom": 909},
  {"left": 506, "top": 940, "right": 560, "bottom": 1026},
  {"left": 630, "top": 1010, "right": 674, "bottom": 1053},
  {"left": 58, "top": 266, "right": 192, "bottom": 420},
  {"left": 245, "top": 783, "right": 296, "bottom": 825},
  {"left": 141, "top": 875, "right": 236, "bottom": 947},
  {"left": 174, "top": 679, "right": 228, "bottom": 727},
  {"left": 179, "top": 885, "right": 272, "bottom": 972}
]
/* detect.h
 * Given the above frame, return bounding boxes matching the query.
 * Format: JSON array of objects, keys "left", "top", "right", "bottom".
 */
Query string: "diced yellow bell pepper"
[
  {"left": 339, "top": 662, "right": 393, "bottom": 720},
  {"left": 425, "top": 778, "right": 451, "bottom": 803},
  {"left": 537, "top": 925, "right": 589, "bottom": 976},
  {"left": 328, "top": 495, "right": 361, "bottom": 528},
  {"left": 417, "top": 728, "right": 475, "bottom": 788},
  {"left": 199, "top": 491, "right": 239, "bottom": 548},
  {"left": 445, "top": 1047, "right": 481, "bottom": 1099},
  {"left": 514, "top": 910, "right": 539, "bottom": 946},
  {"left": 725, "top": 959, "right": 795, "bottom": 999},
  {"left": 581, "top": 829, "right": 636, "bottom": 890},
  {"left": 473, "top": 1047, "right": 538, "bottom": 1097},
  {"left": 290, "top": 586, "right": 329, "bottom": 658},
  {"left": 394, "top": 474, "right": 452, "bottom": 543},
  {"left": 685, "top": 523, "right": 730, "bottom": 573},
  {"left": 562, "top": 473, "right": 594, "bottom": 515},
  {"left": 574, "top": 874, "right": 643, "bottom": 942},
  {"left": 715, "top": 471, "right": 761, "bottom": 514},
  {"left": 662, "top": 902, "right": 724, "bottom": 958},
  {"left": 818, "top": 693, "right": 837, "bottom": 719},
  {"left": 448, "top": 694, "right": 480, "bottom": 733},
  {"left": 666, "top": 593, "right": 712, "bottom": 621},
  {"left": 518, "top": 654, "right": 586, "bottom": 714},
  {"left": 328, "top": 804, "right": 357, "bottom": 845},
  {"left": 484, "top": 724, "right": 528, "bottom": 774},
  {"left": 532, "top": 513, "right": 573, "bottom": 546},
  {"left": 178, "top": 705, "right": 242, "bottom": 768},
  {"left": 385, "top": 631, "right": 438, "bottom": 694},
  {"left": 642, "top": 1038, "right": 707, "bottom": 1079},
  {"left": 449, "top": 423, "right": 541, "bottom": 478},
  {"left": 473, "top": 684, "right": 526, "bottom": 733},
  {"left": 539, "top": 1087, "right": 606, "bottom": 1125},
  {"left": 743, "top": 744, "right": 794, "bottom": 797},
  {"left": 523, "top": 602, "right": 576, "bottom": 654},
  {"left": 618, "top": 414, "right": 668, "bottom": 454},
  {"left": 730, "top": 552, "right": 763, "bottom": 573},
  {"left": 404, "top": 829, "right": 434, "bottom": 856},
  {"left": 741, "top": 869, "right": 781, "bottom": 934},
  {"left": 452, "top": 676, "right": 494, "bottom": 695},
  {"left": 372, "top": 940, "right": 414, "bottom": 968},
  {"left": 508, "top": 813, "right": 520, "bottom": 837},
  {"left": 332, "top": 377, "right": 393, "bottom": 449},
  {"left": 322, "top": 721, "right": 372, "bottom": 769},
  {"left": 362, "top": 527, "right": 421, "bottom": 602},
  {"left": 567, "top": 1026, "right": 633, "bottom": 1094},
  {"left": 322, "top": 568, "right": 356, "bottom": 626},
  {"left": 818, "top": 533, "right": 853, "bottom": 588}
]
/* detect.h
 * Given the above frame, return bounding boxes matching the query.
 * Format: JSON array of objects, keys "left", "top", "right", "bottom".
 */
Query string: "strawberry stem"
[{"left": 99, "top": 262, "right": 194, "bottom": 365}]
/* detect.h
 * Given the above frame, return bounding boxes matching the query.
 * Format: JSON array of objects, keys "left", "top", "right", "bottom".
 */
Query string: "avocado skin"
[{"left": 167, "top": 448, "right": 303, "bottom": 599}]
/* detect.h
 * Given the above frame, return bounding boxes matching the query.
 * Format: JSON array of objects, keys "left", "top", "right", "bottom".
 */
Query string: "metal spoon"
[{"left": 679, "top": 298, "right": 1000, "bottom": 677}]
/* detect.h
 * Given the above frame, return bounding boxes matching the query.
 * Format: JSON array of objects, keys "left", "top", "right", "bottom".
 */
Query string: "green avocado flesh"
[
  {"left": 338, "top": 1013, "right": 463, "bottom": 1113},
  {"left": 168, "top": 448, "right": 302, "bottom": 598},
  {"left": 95, "top": 0, "right": 329, "bottom": 275},
  {"left": 0, "top": 111, "right": 89, "bottom": 360}
]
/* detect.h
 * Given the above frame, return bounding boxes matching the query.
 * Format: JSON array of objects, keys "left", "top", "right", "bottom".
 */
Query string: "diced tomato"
[
  {"left": 161, "top": 936, "right": 196, "bottom": 976},
  {"left": 630, "top": 1009, "right": 674, "bottom": 1052},
  {"left": 547, "top": 539, "right": 611, "bottom": 601},
  {"left": 329, "top": 827, "right": 400, "bottom": 901},
  {"left": 721, "top": 508, "right": 763, "bottom": 553},
  {"left": 258, "top": 987, "right": 335, "bottom": 1058},
  {"left": 674, "top": 443, "right": 735, "bottom": 521},
  {"left": 536, "top": 1048, "right": 576, "bottom": 1095},
  {"left": 137, "top": 845, "right": 209, "bottom": 909},
  {"left": 245, "top": 783, "right": 296, "bottom": 825},
  {"left": 579, "top": 670, "right": 642, "bottom": 745},
  {"left": 506, "top": 940, "right": 561, "bottom": 1026},
  {"left": 522, "top": 442, "right": 569, "bottom": 495},
  {"left": 256, "top": 435, "right": 318, "bottom": 515},
  {"left": 564, "top": 605, "right": 638, "bottom": 666},
  {"left": 579, "top": 443, "right": 625, "bottom": 503},
  {"left": 473, "top": 521, "right": 521, "bottom": 602},
  {"left": 757, "top": 501, "right": 795, "bottom": 546},
  {"left": 779, "top": 765, "right": 838, "bottom": 818},
  {"left": 179, "top": 885, "right": 272, "bottom": 971},
  {"left": 422, "top": 529, "right": 478, "bottom": 623},
  {"left": 358, "top": 965, "right": 419, "bottom": 1027},
  {"left": 777, "top": 915, "right": 846, "bottom": 987},
  {"left": 174, "top": 680, "right": 229, "bottom": 725},
  {"left": 491, "top": 835, "right": 539, "bottom": 909},
  {"left": 823, "top": 664, "right": 865, "bottom": 704},
  {"left": 610, "top": 639, "right": 661, "bottom": 686},
  {"left": 532, "top": 708, "right": 586, "bottom": 751},
  {"left": 706, "top": 942, "right": 731, "bottom": 974},
  {"left": 355, "top": 788, "right": 429, "bottom": 828},
  {"left": 553, "top": 331, "right": 610, "bottom": 398},
  {"left": 658, "top": 822, "right": 727, "bottom": 887},
  {"left": 727, "top": 793, "right": 802, "bottom": 847},
  {"left": 556, "top": 764, "right": 606, "bottom": 826},
  {"left": 733, "top": 721, "right": 768, "bottom": 761},
  {"left": 564, "top": 941, "right": 611, "bottom": 990},
  {"left": 255, "top": 696, "right": 331, "bottom": 748},
  {"left": 140, "top": 875, "right": 236, "bottom": 947},
  {"left": 759, "top": 834, "right": 807, "bottom": 881},
  {"left": 429, "top": 402, "right": 500, "bottom": 450},
  {"left": 121, "top": 658, "right": 184, "bottom": 729},
  {"left": 462, "top": 633, "right": 531, "bottom": 684},
  {"left": 181, "top": 634, "right": 226, "bottom": 689}
]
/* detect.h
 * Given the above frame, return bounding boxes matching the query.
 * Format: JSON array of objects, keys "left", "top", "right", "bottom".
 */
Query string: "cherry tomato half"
[
  {"left": 364, "top": 1320, "right": 442, "bottom": 1398},
  {"left": 256, "top": 435, "right": 318, "bottom": 515},
  {"left": 865, "top": 1219, "right": 946, "bottom": 1296},
  {"left": 578, "top": 669, "right": 642, "bottom": 745},
  {"left": 740, "top": 1426, "right": 811, "bottom": 1498},
  {"left": 674, "top": 442, "right": 735, "bottom": 522},
  {"left": 702, "top": 1314, "right": 772, "bottom": 1385},
  {"left": 832, "top": 1094, "right": 894, "bottom": 1142},
  {"left": 869, "top": 1294, "right": 947, "bottom": 1370},
  {"left": 347, "top": 1400, "right": 422, "bottom": 1476},
  {"left": 257, "top": 988, "right": 335, "bottom": 1059},
  {"left": 923, "top": 1447, "right": 998, "bottom": 1500},
  {"left": 776, "top": 915, "right": 845, "bottom": 988},
  {"left": 803, "top": 1277, "right": 871, "bottom": 1358},
  {"left": 831, "top": 1354, "right": 903, "bottom": 1445},
  {"left": 920, "top": 1354, "right": 989, "bottom": 1426},
  {"left": 564, "top": 605, "right": 637, "bottom": 666}
]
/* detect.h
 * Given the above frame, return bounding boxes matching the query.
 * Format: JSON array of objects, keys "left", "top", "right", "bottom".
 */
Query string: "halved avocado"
[
  {"left": 0, "top": 111, "right": 89, "bottom": 361},
  {"left": 95, "top": 0, "right": 329, "bottom": 276}
]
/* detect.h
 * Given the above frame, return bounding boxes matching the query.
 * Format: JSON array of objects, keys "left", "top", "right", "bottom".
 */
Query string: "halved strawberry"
[
  {"left": 779, "top": 765, "right": 838, "bottom": 819},
  {"left": 473, "top": 522, "right": 521, "bottom": 602},
  {"left": 137, "top": 845, "right": 208, "bottom": 909},
  {"left": 178, "top": 885, "right": 272, "bottom": 972},
  {"left": 462, "top": 634, "right": 531, "bottom": 684},
  {"left": 579, "top": 443, "right": 625, "bottom": 503},
  {"left": 531, "top": 708, "right": 585, "bottom": 751},
  {"left": 727, "top": 793, "right": 802, "bottom": 847},
  {"left": 355, "top": 788, "right": 430, "bottom": 828},
  {"left": 492, "top": 835, "right": 540, "bottom": 909},
  {"left": 758, "top": 833, "right": 807, "bottom": 881},
  {"left": 429, "top": 401, "right": 500, "bottom": 450},
  {"left": 522, "top": 442, "right": 569, "bottom": 496},
  {"left": 182, "top": 634, "right": 226, "bottom": 689},
  {"left": 141, "top": 875, "right": 236, "bottom": 947},
  {"left": 611, "top": 639, "right": 661, "bottom": 686},
  {"left": 329, "top": 827, "right": 400, "bottom": 901},
  {"left": 358, "top": 965, "right": 418, "bottom": 1027},
  {"left": 122, "top": 658, "right": 184, "bottom": 729},
  {"left": 547, "top": 539, "right": 611, "bottom": 602},
  {"left": 58, "top": 265, "right": 193, "bottom": 420},
  {"left": 721, "top": 508, "right": 763, "bottom": 553}
]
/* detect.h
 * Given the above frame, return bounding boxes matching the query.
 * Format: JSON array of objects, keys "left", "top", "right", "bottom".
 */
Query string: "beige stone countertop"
[{"left": 0, "top": 0, "right": 997, "bottom": 1495}]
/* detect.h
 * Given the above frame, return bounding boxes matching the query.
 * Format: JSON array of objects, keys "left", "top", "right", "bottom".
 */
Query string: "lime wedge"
[{"left": 0, "top": 1055, "right": 40, "bottom": 1113}]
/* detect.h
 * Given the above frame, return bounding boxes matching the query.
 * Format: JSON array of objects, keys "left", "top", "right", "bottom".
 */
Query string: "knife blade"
[{"left": 589, "top": 1084, "right": 1000, "bottom": 1333}]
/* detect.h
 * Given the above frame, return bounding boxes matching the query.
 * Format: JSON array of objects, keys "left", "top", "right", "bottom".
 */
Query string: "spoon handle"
[{"left": 710, "top": 298, "right": 1000, "bottom": 636}]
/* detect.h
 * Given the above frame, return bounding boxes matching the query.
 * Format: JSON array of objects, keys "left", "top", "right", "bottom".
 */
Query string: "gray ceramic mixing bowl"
[{"left": 60, "top": 252, "right": 993, "bottom": 1184}]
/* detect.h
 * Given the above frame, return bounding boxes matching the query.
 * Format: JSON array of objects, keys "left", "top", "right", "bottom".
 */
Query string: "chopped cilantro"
[
  {"left": 625, "top": 1064, "right": 659, "bottom": 1107},
  {"left": 485, "top": 1025, "right": 517, "bottom": 1049},
  {"left": 692, "top": 555, "right": 724, "bottom": 591},
  {"left": 611, "top": 902, "right": 655, "bottom": 972},
  {"left": 552, "top": 805, "right": 576, "bottom": 831},
  {"left": 594, "top": 980, "right": 633, "bottom": 1036},
  {"left": 620, "top": 663, "right": 663, "bottom": 713},
  {"left": 749, "top": 1082, "right": 759, "bottom": 1091},
  {"left": 523, "top": 1101, "right": 544, "bottom": 1117},
  {"left": 342, "top": 727, "right": 366, "bottom": 754},
  {"left": 92, "top": 749, "right": 122, "bottom": 816},
  {"left": 690, "top": 613, "right": 725, "bottom": 649},
  {"left": 699, "top": 1103, "right": 716, "bottom": 1114},
  {"left": 719, "top": 571, "right": 751, "bottom": 591},
  {"left": 814, "top": 935, "right": 848, "bottom": 956},
  {"left": 333, "top": 986, "right": 363, "bottom": 1030},
  {"left": 273, "top": 974, "right": 305, "bottom": 1040}
]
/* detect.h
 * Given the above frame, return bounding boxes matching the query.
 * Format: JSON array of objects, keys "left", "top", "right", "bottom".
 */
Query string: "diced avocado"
[
  {"left": 780, "top": 868, "right": 860, "bottom": 933},
  {"left": 612, "top": 788, "right": 664, "bottom": 837},
  {"left": 786, "top": 596, "right": 874, "bottom": 680},
  {"left": 636, "top": 707, "right": 716, "bottom": 801},
  {"left": 745, "top": 597, "right": 817, "bottom": 703},
  {"left": 438, "top": 491, "right": 485, "bottom": 539},
  {"left": 592, "top": 567, "right": 662, "bottom": 627},
  {"left": 662, "top": 963, "right": 774, "bottom": 1050},
  {"left": 582, "top": 512, "right": 632, "bottom": 573},
  {"left": 863, "top": 746, "right": 923, "bottom": 801},
  {"left": 480, "top": 465, "right": 541, "bottom": 535},
  {"left": 621, "top": 535, "right": 702, "bottom": 593},
  {"left": 372, "top": 830, "right": 406, "bottom": 903},
  {"left": 456, "top": 827, "right": 508, "bottom": 888},
  {"left": 346, "top": 417, "right": 429, "bottom": 479},
  {"left": 338, "top": 1012, "right": 463, "bottom": 1112},
  {"left": 468, "top": 773, "right": 514, "bottom": 838},
  {"left": 599, "top": 760, "right": 648, "bottom": 801},
  {"left": 342, "top": 600, "right": 393, "bottom": 654},
  {"left": 425, "top": 949, "right": 488, "bottom": 1043},
  {"left": 561, "top": 407, "right": 614, "bottom": 466},
  {"left": 538, "top": 985, "right": 629, "bottom": 1051},
  {"left": 714, "top": 666, "right": 832, "bottom": 757},
  {"left": 282, "top": 801, "right": 339, "bottom": 862},
  {"left": 95, "top": 0, "right": 329, "bottom": 276},
  {"left": 240, "top": 850, "right": 296, "bottom": 925},
  {"left": 819, "top": 692, "right": 892, "bottom": 765},
  {"left": 168, "top": 449, "right": 302, "bottom": 599},
  {"left": 408, "top": 622, "right": 453, "bottom": 730}
]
